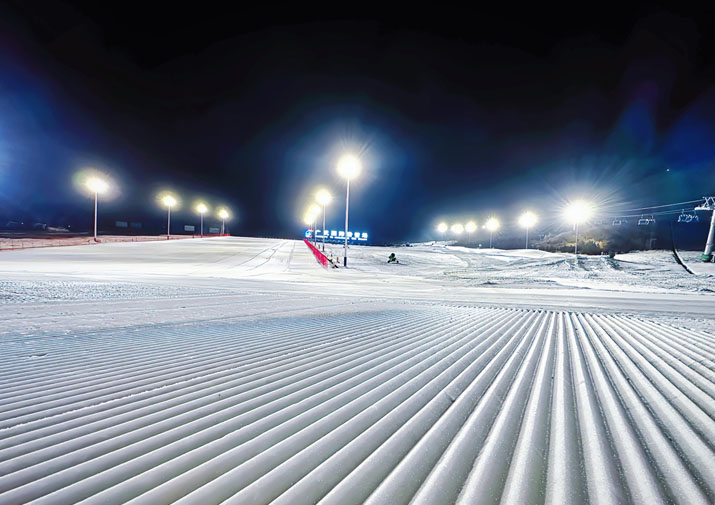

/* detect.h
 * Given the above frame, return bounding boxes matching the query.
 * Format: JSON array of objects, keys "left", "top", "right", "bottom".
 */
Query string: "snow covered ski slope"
[
  {"left": 1, "top": 237, "right": 714, "bottom": 504},
  {"left": 2, "top": 307, "right": 714, "bottom": 504}
]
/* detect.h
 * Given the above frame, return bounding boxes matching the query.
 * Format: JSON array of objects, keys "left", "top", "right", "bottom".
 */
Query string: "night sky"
[{"left": 1, "top": 2, "right": 714, "bottom": 242}]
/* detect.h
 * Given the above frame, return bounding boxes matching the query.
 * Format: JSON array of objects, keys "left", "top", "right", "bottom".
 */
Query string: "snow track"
[{"left": 1, "top": 306, "right": 714, "bottom": 505}]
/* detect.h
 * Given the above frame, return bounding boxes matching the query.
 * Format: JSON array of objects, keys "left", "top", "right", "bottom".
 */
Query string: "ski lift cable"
[
  {"left": 609, "top": 208, "right": 697, "bottom": 219},
  {"left": 600, "top": 198, "right": 703, "bottom": 213}
]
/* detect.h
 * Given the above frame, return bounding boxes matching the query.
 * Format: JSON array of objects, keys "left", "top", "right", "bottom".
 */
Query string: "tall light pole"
[
  {"left": 518, "top": 211, "right": 538, "bottom": 249},
  {"left": 564, "top": 200, "right": 594, "bottom": 255},
  {"left": 307, "top": 204, "right": 321, "bottom": 246},
  {"left": 696, "top": 197, "right": 715, "bottom": 261},
  {"left": 196, "top": 203, "right": 208, "bottom": 237},
  {"left": 303, "top": 210, "right": 317, "bottom": 243},
  {"left": 437, "top": 222, "right": 448, "bottom": 242},
  {"left": 316, "top": 189, "right": 332, "bottom": 252},
  {"left": 337, "top": 154, "right": 362, "bottom": 267},
  {"left": 218, "top": 208, "right": 230, "bottom": 235},
  {"left": 465, "top": 221, "right": 477, "bottom": 244},
  {"left": 85, "top": 177, "right": 109, "bottom": 241},
  {"left": 485, "top": 217, "right": 500, "bottom": 248},
  {"left": 162, "top": 194, "right": 177, "bottom": 238}
]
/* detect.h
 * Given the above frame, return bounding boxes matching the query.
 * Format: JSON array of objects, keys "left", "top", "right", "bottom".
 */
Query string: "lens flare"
[
  {"left": 564, "top": 200, "right": 594, "bottom": 224},
  {"left": 485, "top": 217, "right": 500, "bottom": 232},
  {"left": 518, "top": 211, "right": 537, "bottom": 228},
  {"left": 337, "top": 154, "right": 362, "bottom": 179}
]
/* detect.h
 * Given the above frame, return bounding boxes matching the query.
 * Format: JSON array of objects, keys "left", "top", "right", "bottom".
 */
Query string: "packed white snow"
[
  {"left": 0, "top": 237, "right": 713, "bottom": 334},
  {"left": 1, "top": 237, "right": 714, "bottom": 504}
]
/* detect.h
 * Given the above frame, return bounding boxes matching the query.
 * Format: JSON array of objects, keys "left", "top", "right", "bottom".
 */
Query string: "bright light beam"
[
  {"left": 564, "top": 200, "right": 594, "bottom": 225},
  {"left": 84, "top": 175, "right": 110, "bottom": 241},
  {"left": 564, "top": 200, "right": 594, "bottom": 255},
  {"left": 160, "top": 194, "right": 178, "bottom": 238},
  {"left": 485, "top": 217, "right": 500, "bottom": 248},
  {"left": 315, "top": 189, "right": 332, "bottom": 251},
  {"left": 518, "top": 211, "right": 538, "bottom": 249},
  {"left": 86, "top": 177, "right": 109, "bottom": 195},
  {"left": 337, "top": 154, "right": 363, "bottom": 266},
  {"left": 196, "top": 202, "right": 209, "bottom": 237},
  {"left": 162, "top": 195, "right": 177, "bottom": 208},
  {"left": 218, "top": 208, "right": 230, "bottom": 235},
  {"left": 337, "top": 155, "right": 362, "bottom": 180},
  {"left": 465, "top": 221, "right": 477, "bottom": 243},
  {"left": 437, "top": 222, "right": 448, "bottom": 242}
]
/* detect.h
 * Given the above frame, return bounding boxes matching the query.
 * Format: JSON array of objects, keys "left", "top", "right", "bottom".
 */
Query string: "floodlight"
[
  {"left": 316, "top": 189, "right": 332, "bottom": 206},
  {"left": 82, "top": 174, "right": 110, "bottom": 241},
  {"left": 485, "top": 217, "right": 500, "bottom": 232},
  {"left": 451, "top": 223, "right": 464, "bottom": 234},
  {"left": 159, "top": 193, "right": 178, "bottom": 238},
  {"left": 465, "top": 221, "right": 477, "bottom": 233},
  {"left": 437, "top": 222, "right": 448, "bottom": 233},
  {"left": 86, "top": 177, "right": 109, "bottom": 194},
  {"left": 519, "top": 211, "right": 537, "bottom": 229},
  {"left": 564, "top": 199, "right": 594, "bottom": 255},
  {"left": 337, "top": 154, "right": 362, "bottom": 179},
  {"left": 194, "top": 202, "right": 209, "bottom": 236},
  {"left": 337, "top": 154, "right": 364, "bottom": 266},
  {"left": 315, "top": 189, "right": 332, "bottom": 251},
  {"left": 564, "top": 200, "right": 594, "bottom": 224},
  {"left": 217, "top": 208, "right": 230, "bottom": 235}
]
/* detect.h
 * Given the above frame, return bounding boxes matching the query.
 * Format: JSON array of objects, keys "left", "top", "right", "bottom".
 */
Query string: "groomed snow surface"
[{"left": 1, "top": 237, "right": 714, "bottom": 504}]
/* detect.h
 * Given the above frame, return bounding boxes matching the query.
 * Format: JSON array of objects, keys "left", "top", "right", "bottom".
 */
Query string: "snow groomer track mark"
[{"left": 1, "top": 306, "right": 714, "bottom": 505}]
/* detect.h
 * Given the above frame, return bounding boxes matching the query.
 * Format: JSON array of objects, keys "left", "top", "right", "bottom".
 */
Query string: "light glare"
[
  {"left": 337, "top": 154, "right": 362, "bottom": 179},
  {"left": 316, "top": 189, "right": 332, "bottom": 206},
  {"left": 437, "top": 222, "right": 448, "bottom": 233},
  {"left": 519, "top": 211, "right": 538, "bottom": 228},
  {"left": 218, "top": 208, "right": 230, "bottom": 219},
  {"left": 486, "top": 217, "right": 500, "bottom": 232},
  {"left": 451, "top": 223, "right": 464, "bottom": 234},
  {"left": 86, "top": 177, "right": 109, "bottom": 194},
  {"left": 465, "top": 221, "right": 477, "bottom": 233},
  {"left": 196, "top": 202, "right": 208, "bottom": 214},
  {"left": 564, "top": 200, "right": 594, "bottom": 224},
  {"left": 162, "top": 195, "right": 177, "bottom": 208}
]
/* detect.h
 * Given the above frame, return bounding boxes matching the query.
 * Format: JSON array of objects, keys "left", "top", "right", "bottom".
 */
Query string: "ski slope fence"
[
  {"left": 0, "top": 234, "right": 230, "bottom": 251},
  {"left": 303, "top": 238, "right": 331, "bottom": 268}
]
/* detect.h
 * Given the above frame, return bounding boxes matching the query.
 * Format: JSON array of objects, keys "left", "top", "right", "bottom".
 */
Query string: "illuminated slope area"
[
  {"left": 1, "top": 306, "right": 714, "bottom": 504},
  {"left": 0, "top": 237, "right": 713, "bottom": 504}
]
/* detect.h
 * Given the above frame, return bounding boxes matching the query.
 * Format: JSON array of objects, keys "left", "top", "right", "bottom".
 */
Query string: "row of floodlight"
[
  {"left": 78, "top": 171, "right": 232, "bottom": 240},
  {"left": 302, "top": 154, "right": 363, "bottom": 266},
  {"left": 436, "top": 200, "right": 594, "bottom": 251}
]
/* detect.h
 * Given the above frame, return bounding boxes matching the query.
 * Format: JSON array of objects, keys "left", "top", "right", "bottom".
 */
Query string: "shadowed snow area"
[{"left": 0, "top": 237, "right": 714, "bottom": 504}]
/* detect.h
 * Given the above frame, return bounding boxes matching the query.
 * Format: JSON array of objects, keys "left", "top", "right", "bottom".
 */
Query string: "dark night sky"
[{"left": 1, "top": 2, "right": 714, "bottom": 242}]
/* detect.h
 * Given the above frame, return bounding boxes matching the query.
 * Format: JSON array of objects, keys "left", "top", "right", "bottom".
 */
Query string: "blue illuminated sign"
[{"left": 305, "top": 229, "right": 368, "bottom": 243}]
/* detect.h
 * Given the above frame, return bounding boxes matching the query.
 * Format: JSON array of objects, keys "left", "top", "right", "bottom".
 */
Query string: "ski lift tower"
[{"left": 696, "top": 196, "right": 715, "bottom": 261}]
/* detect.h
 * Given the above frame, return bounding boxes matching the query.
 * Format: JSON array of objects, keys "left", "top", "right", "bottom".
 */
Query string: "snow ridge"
[{"left": 1, "top": 306, "right": 713, "bottom": 505}]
